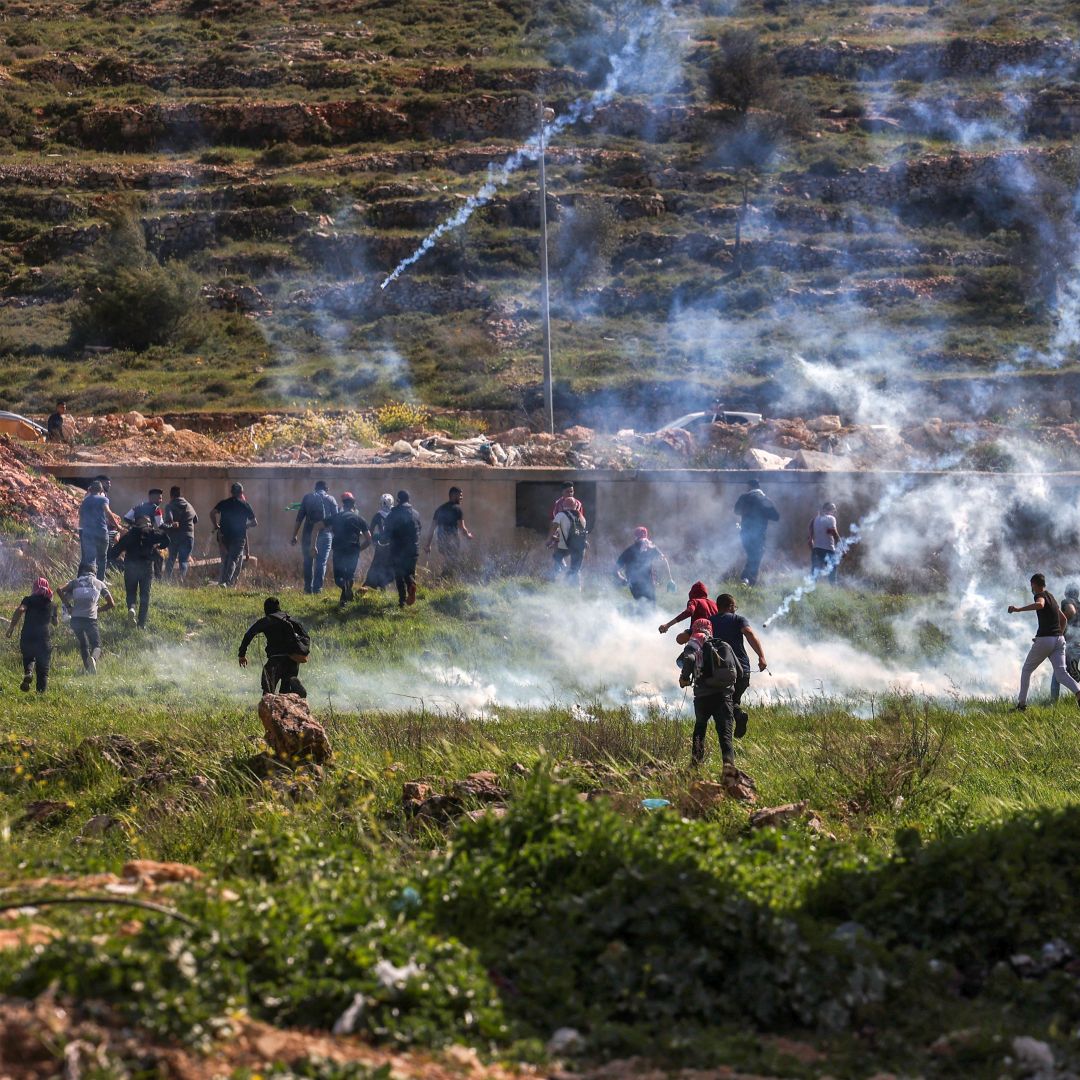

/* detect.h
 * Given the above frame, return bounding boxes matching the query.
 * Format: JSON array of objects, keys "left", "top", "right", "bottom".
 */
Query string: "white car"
[
  {"left": 0, "top": 411, "right": 47, "bottom": 441},
  {"left": 658, "top": 409, "right": 763, "bottom": 434}
]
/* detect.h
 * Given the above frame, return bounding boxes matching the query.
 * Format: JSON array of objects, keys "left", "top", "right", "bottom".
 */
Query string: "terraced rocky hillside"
[{"left": 2, "top": 0, "right": 1080, "bottom": 425}]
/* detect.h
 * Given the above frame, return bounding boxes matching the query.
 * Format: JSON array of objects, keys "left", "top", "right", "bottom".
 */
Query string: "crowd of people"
[{"left": 12, "top": 470, "right": 1080, "bottom": 770}]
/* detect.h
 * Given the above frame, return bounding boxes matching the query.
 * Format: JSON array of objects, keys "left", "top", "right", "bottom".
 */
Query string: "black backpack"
[
  {"left": 698, "top": 637, "right": 739, "bottom": 690},
  {"left": 274, "top": 612, "right": 311, "bottom": 662},
  {"left": 563, "top": 509, "right": 588, "bottom": 552},
  {"left": 307, "top": 491, "right": 334, "bottom": 524}
]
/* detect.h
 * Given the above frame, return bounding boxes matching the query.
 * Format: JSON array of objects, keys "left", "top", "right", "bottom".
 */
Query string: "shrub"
[
  {"left": 554, "top": 199, "right": 621, "bottom": 293},
  {"left": 376, "top": 400, "right": 430, "bottom": 434}
]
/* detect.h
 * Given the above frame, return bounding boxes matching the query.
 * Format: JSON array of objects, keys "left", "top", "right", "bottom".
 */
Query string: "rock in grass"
[
  {"left": 1011, "top": 1036, "right": 1054, "bottom": 1072},
  {"left": 721, "top": 764, "right": 757, "bottom": 804},
  {"left": 258, "top": 693, "right": 332, "bottom": 765},
  {"left": 15, "top": 800, "right": 74, "bottom": 828},
  {"left": 750, "top": 800, "right": 829, "bottom": 830},
  {"left": 122, "top": 860, "right": 203, "bottom": 885},
  {"left": 453, "top": 771, "right": 508, "bottom": 802}
]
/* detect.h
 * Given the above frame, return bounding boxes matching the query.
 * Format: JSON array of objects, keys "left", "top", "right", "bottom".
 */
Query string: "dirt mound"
[
  {"left": 0, "top": 437, "right": 80, "bottom": 535},
  {"left": 74, "top": 428, "right": 237, "bottom": 464}
]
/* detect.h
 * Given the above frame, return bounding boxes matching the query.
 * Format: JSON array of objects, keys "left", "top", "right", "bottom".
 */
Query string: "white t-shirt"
[{"left": 810, "top": 514, "right": 838, "bottom": 551}]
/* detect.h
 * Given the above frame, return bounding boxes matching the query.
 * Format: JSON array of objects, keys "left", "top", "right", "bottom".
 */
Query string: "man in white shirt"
[{"left": 808, "top": 501, "right": 841, "bottom": 584}]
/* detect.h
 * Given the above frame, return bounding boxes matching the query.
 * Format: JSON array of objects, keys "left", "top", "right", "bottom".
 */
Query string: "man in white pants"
[{"left": 1009, "top": 573, "right": 1080, "bottom": 710}]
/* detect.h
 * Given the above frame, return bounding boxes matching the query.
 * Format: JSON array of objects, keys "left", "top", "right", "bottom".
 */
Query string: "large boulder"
[{"left": 258, "top": 693, "right": 332, "bottom": 764}]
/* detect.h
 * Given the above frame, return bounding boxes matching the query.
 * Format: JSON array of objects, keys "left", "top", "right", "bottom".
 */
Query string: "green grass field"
[{"left": 1, "top": 577, "right": 1079, "bottom": 1076}]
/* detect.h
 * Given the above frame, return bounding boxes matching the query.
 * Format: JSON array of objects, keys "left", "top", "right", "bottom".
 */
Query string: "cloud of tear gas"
[{"left": 380, "top": 0, "right": 682, "bottom": 290}]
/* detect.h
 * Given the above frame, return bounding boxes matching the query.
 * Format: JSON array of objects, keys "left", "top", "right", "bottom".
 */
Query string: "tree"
[
  {"left": 70, "top": 208, "right": 202, "bottom": 351},
  {"left": 706, "top": 30, "right": 779, "bottom": 114}
]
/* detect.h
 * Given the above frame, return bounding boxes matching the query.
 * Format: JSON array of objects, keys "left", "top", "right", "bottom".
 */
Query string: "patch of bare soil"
[{"left": 0, "top": 993, "right": 540, "bottom": 1080}]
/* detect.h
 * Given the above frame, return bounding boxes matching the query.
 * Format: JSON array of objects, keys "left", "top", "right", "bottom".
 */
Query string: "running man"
[
  {"left": 58, "top": 564, "right": 115, "bottom": 674},
  {"left": 238, "top": 597, "right": 309, "bottom": 698},
  {"left": 710, "top": 593, "right": 768, "bottom": 738},
  {"left": 425, "top": 486, "right": 474, "bottom": 570},
  {"left": 7, "top": 577, "right": 58, "bottom": 692},
  {"left": 1009, "top": 573, "right": 1080, "bottom": 710}
]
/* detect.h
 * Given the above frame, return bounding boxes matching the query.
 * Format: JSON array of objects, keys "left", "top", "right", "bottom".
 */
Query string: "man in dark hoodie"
[
  {"left": 110, "top": 516, "right": 170, "bottom": 629},
  {"left": 163, "top": 486, "right": 199, "bottom": 581},
  {"left": 658, "top": 581, "right": 718, "bottom": 637},
  {"left": 733, "top": 477, "right": 780, "bottom": 587},
  {"left": 385, "top": 490, "right": 423, "bottom": 609},
  {"left": 238, "top": 596, "right": 309, "bottom": 697},
  {"left": 614, "top": 526, "right": 674, "bottom": 604}
]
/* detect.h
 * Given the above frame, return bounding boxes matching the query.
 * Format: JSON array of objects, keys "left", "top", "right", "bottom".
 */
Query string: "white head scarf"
[{"left": 380, "top": 493, "right": 394, "bottom": 512}]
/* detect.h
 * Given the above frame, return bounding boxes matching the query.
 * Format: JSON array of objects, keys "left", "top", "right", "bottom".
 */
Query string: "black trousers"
[
  {"left": 552, "top": 546, "right": 585, "bottom": 581},
  {"left": 629, "top": 579, "right": 656, "bottom": 603},
  {"left": 124, "top": 559, "right": 154, "bottom": 628},
  {"left": 21, "top": 643, "right": 51, "bottom": 691},
  {"left": 70, "top": 617, "right": 100, "bottom": 671},
  {"left": 262, "top": 657, "right": 307, "bottom": 698},
  {"left": 733, "top": 671, "right": 750, "bottom": 723},
  {"left": 740, "top": 533, "right": 765, "bottom": 586},
  {"left": 394, "top": 554, "right": 418, "bottom": 607},
  {"left": 333, "top": 546, "right": 361, "bottom": 600},
  {"left": 692, "top": 690, "right": 735, "bottom": 765}
]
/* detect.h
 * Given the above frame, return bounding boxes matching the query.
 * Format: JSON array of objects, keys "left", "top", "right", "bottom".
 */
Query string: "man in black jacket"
[
  {"left": 385, "top": 490, "right": 423, "bottom": 608},
  {"left": 109, "top": 516, "right": 170, "bottom": 629},
  {"left": 319, "top": 492, "right": 372, "bottom": 605},
  {"left": 238, "top": 596, "right": 308, "bottom": 697},
  {"left": 733, "top": 477, "right": 780, "bottom": 587}
]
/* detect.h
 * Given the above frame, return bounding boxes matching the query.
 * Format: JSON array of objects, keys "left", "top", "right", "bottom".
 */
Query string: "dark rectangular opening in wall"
[{"left": 515, "top": 481, "right": 596, "bottom": 533}]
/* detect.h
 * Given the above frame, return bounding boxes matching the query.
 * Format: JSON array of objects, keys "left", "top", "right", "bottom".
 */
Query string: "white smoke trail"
[
  {"left": 380, "top": 0, "right": 676, "bottom": 290},
  {"left": 762, "top": 479, "right": 913, "bottom": 629}
]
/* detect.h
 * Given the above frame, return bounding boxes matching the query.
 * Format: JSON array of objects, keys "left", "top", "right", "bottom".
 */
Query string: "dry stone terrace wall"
[
  {"left": 790, "top": 146, "right": 1075, "bottom": 206},
  {"left": 775, "top": 37, "right": 1079, "bottom": 78},
  {"left": 60, "top": 97, "right": 735, "bottom": 152}
]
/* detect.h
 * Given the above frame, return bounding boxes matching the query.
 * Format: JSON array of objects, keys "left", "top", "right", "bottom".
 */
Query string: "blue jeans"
[
  {"left": 303, "top": 526, "right": 332, "bottom": 594},
  {"left": 80, "top": 531, "right": 109, "bottom": 579},
  {"left": 166, "top": 534, "right": 194, "bottom": 578}
]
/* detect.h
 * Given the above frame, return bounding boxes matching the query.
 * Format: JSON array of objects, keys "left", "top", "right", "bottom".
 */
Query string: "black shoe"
[
  {"left": 734, "top": 710, "right": 748, "bottom": 739},
  {"left": 20, "top": 674, "right": 32, "bottom": 692},
  {"left": 1012, "top": 703, "right": 1026, "bottom": 712}
]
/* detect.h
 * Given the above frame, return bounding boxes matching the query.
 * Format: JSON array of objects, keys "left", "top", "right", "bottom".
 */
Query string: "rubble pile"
[{"left": 0, "top": 437, "right": 80, "bottom": 535}]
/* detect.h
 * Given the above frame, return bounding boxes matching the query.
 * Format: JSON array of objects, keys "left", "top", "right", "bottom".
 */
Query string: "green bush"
[
  {"left": 70, "top": 262, "right": 202, "bottom": 351},
  {"left": 69, "top": 208, "right": 203, "bottom": 351}
]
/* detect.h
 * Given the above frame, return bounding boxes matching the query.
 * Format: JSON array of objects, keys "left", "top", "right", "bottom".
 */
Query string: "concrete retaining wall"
[{"left": 39, "top": 463, "right": 929, "bottom": 578}]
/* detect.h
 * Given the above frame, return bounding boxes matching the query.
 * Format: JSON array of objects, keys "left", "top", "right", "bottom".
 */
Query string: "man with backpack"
[
  {"left": 292, "top": 481, "right": 339, "bottom": 595},
  {"left": 710, "top": 593, "right": 768, "bottom": 738},
  {"left": 676, "top": 618, "right": 739, "bottom": 767},
  {"left": 1050, "top": 583, "right": 1080, "bottom": 704},
  {"left": 733, "top": 477, "right": 780, "bottom": 587},
  {"left": 385, "top": 490, "right": 423, "bottom": 609},
  {"left": 319, "top": 492, "right": 372, "bottom": 605},
  {"left": 109, "top": 515, "right": 170, "bottom": 629},
  {"left": 238, "top": 596, "right": 310, "bottom": 698},
  {"left": 549, "top": 496, "right": 588, "bottom": 586}
]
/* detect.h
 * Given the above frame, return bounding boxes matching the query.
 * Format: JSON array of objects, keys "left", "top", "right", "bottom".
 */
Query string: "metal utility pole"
[{"left": 538, "top": 101, "right": 555, "bottom": 435}]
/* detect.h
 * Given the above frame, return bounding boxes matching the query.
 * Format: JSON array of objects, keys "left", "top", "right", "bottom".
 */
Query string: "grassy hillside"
[
  {"left": 1, "top": 0, "right": 1080, "bottom": 423},
  {"left": 1, "top": 578, "right": 1080, "bottom": 1074}
]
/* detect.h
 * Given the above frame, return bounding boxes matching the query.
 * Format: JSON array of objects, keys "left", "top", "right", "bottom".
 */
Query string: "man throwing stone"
[{"left": 1009, "top": 573, "right": 1080, "bottom": 710}]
